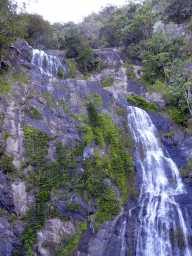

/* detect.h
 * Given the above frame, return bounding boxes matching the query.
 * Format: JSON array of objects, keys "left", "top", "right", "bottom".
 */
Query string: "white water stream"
[
  {"left": 31, "top": 49, "right": 66, "bottom": 78},
  {"left": 124, "top": 106, "right": 191, "bottom": 256}
]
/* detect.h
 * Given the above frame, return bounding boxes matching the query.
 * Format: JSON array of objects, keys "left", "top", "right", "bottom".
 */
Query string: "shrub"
[
  {"left": 101, "top": 74, "right": 114, "bottom": 87},
  {"left": 24, "top": 105, "right": 41, "bottom": 119},
  {"left": 169, "top": 107, "right": 186, "bottom": 125},
  {"left": 127, "top": 93, "right": 158, "bottom": 112},
  {"left": 127, "top": 93, "right": 149, "bottom": 110},
  {"left": 65, "top": 201, "right": 81, "bottom": 212},
  {"left": 126, "top": 70, "right": 136, "bottom": 81},
  {"left": 75, "top": 48, "right": 106, "bottom": 74},
  {"left": 93, "top": 94, "right": 103, "bottom": 106},
  {"left": 57, "top": 67, "right": 64, "bottom": 79}
]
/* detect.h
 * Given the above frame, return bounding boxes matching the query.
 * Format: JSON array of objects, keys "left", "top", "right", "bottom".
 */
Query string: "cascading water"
[
  {"left": 31, "top": 49, "right": 67, "bottom": 78},
  {"left": 126, "top": 106, "right": 191, "bottom": 256}
]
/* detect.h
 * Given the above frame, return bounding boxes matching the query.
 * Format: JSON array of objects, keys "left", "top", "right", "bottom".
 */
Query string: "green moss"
[
  {"left": 187, "top": 23, "right": 192, "bottom": 31},
  {"left": 0, "top": 76, "right": 12, "bottom": 97},
  {"left": 164, "top": 133, "right": 174, "bottom": 138},
  {"left": 69, "top": 113, "right": 82, "bottom": 121},
  {"left": 43, "top": 90, "right": 56, "bottom": 109},
  {"left": 93, "top": 94, "right": 103, "bottom": 106},
  {"left": 127, "top": 93, "right": 158, "bottom": 112},
  {"left": 24, "top": 105, "right": 42, "bottom": 119},
  {"left": 101, "top": 74, "right": 114, "bottom": 87}
]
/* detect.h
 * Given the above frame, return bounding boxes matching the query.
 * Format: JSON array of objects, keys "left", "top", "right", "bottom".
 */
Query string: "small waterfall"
[
  {"left": 119, "top": 219, "right": 127, "bottom": 256},
  {"left": 31, "top": 49, "right": 66, "bottom": 78},
  {"left": 126, "top": 106, "right": 191, "bottom": 256}
]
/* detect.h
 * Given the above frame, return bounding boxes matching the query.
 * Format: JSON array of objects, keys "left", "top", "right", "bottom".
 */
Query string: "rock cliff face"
[{"left": 0, "top": 41, "right": 192, "bottom": 256}]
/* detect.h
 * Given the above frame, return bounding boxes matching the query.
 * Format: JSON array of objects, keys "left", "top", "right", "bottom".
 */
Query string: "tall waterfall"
[
  {"left": 31, "top": 49, "right": 67, "bottom": 78},
  {"left": 126, "top": 106, "right": 191, "bottom": 256}
]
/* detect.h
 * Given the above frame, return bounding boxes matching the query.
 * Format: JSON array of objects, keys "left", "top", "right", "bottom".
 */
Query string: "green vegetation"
[
  {"left": 69, "top": 113, "right": 82, "bottom": 121},
  {"left": 42, "top": 220, "right": 87, "bottom": 256},
  {"left": 75, "top": 48, "right": 107, "bottom": 74},
  {"left": 57, "top": 67, "right": 64, "bottom": 79},
  {"left": 14, "top": 124, "right": 86, "bottom": 255},
  {"left": 127, "top": 93, "right": 158, "bottom": 112},
  {"left": 65, "top": 200, "right": 81, "bottom": 212},
  {"left": 93, "top": 94, "right": 103, "bottom": 106},
  {"left": 3, "top": 132, "right": 11, "bottom": 142},
  {"left": 180, "top": 156, "right": 192, "bottom": 175},
  {"left": 0, "top": 71, "right": 29, "bottom": 98},
  {"left": 126, "top": 70, "right": 136, "bottom": 81},
  {"left": 164, "top": 133, "right": 174, "bottom": 138},
  {"left": 24, "top": 105, "right": 42, "bottom": 119},
  {"left": 8, "top": 214, "right": 16, "bottom": 224},
  {"left": 101, "top": 74, "right": 114, "bottom": 87},
  {"left": 115, "top": 106, "right": 127, "bottom": 116},
  {"left": 57, "top": 99, "right": 69, "bottom": 111},
  {"left": 43, "top": 90, "right": 56, "bottom": 109},
  {"left": 66, "top": 59, "right": 76, "bottom": 72},
  {"left": 77, "top": 125, "right": 94, "bottom": 145},
  {"left": 0, "top": 147, "right": 16, "bottom": 173},
  {"left": 23, "top": 125, "right": 52, "bottom": 167},
  {"left": 0, "top": 77, "right": 12, "bottom": 97}
]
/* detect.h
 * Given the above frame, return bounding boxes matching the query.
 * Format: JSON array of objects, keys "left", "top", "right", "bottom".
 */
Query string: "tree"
[
  {"left": 64, "top": 34, "right": 82, "bottom": 58},
  {"left": 25, "top": 13, "right": 54, "bottom": 49},
  {"left": 160, "top": 0, "right": 192, "bottom": 20},
  {"left": 0, "top": 0, "right": 27, "bottom": 68}
]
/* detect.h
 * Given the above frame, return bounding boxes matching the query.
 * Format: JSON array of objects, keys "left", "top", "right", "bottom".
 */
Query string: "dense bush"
[
  {"left": 25, "top": 13, "right": 54, "bottom": 49},
  {"left": 159, "top": 0, "right": 192, "bottom": 21},
  {"left": 75, "top": 48, "right": 106, "bottom": 74}
]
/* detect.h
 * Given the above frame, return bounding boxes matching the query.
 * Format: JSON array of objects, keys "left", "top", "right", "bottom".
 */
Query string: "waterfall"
[
  {"left": 31, "top": 49, "right": 67, "bottom": 78},
  {"left": 119, "top": 219, "right": 127, "bottom": 256},
  {"left": 126, "top": 106, "right": 191, "bottom": 256}
]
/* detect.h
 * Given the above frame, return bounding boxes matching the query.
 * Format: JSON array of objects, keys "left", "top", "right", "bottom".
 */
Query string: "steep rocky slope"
[{"left": 0, "top": 40, "right": 192, "bottom": 256}]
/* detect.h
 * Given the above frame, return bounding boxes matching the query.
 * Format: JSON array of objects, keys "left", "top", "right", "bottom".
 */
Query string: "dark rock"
[
  {"left": 0, "top": 218, "right": 22, "bottom": 256},
  {"left": 0, "top": 172, "right": 15, "bottom": 214}
]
